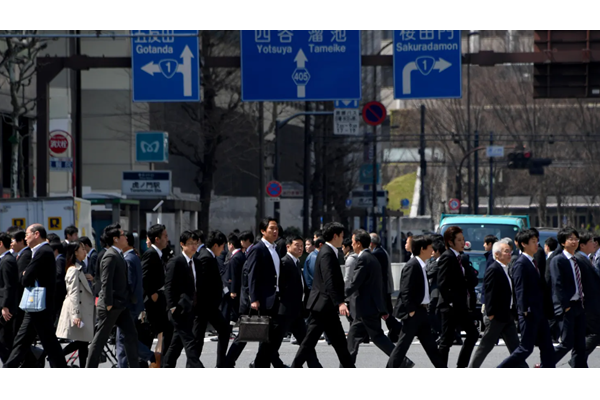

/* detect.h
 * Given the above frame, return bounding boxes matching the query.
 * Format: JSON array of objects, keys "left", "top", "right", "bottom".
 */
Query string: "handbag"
[
  {"left": 19, "top": 280, "right": 46, "bottom": 312},
  {"left": 237, "top": 310, "right": 271, "bottom": 343}
]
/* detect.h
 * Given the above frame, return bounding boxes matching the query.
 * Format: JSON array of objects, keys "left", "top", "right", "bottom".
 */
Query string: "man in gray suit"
[{"left": 86, "top": 223, "right": 139, "bottom": 368}]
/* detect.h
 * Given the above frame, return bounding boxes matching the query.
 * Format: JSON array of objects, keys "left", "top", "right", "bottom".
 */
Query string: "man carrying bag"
[{"left": 3, "top": 224, "right": 67, "bottom": 368}]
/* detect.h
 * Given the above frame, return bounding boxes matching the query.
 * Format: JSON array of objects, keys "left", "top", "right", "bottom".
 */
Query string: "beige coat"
[{"left": 56, "top": 265, "right": 95, "bottom": 342}]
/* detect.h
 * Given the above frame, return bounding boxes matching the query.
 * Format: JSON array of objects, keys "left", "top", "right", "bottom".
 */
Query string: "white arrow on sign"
[
  {"left": 294, "top": 49, "right": 308, "bottom": 98},
  {"left": 402, "top": 58, "right": 452, "bottom": 95},
  {"left": 176, "top": 45, "right": 194, "bottom": 97},
  {"left": 141, "top": 45, "right": 194, "bottom": 97}
]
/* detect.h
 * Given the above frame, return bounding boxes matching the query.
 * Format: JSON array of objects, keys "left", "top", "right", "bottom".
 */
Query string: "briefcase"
[
  {"left": 19, "top": 281, "right": 46, "bottom": 313},
  {"left": 237, "top": 312, "right": 271, "bottom": 343}
]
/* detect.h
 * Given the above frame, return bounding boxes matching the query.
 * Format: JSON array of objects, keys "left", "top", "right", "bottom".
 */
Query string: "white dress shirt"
[
  {"left": 416, "top": 255, "right": 431, "bottom": 305},
  {"left": 563, "top": 250, "right": 582, "bottom": 301},
  {"left": 326, "top": 242, "right": 339, "bottom": 258},
  {"left": 151, "top": 244, "right": 163, "bottom": 259},
  {"left": 497, "top": 260, "right": 513, "bottom": 308},
  {"left": 31, "top": 241, "right": 49, "bottom": 257},
  {"left": 183, "top": 252, "right": 197, "bottom": 286},
  {"left": 0, "top": 250, "right": 10, "bottom": 260},
  {"left": 262, "top": 238, "right": 281, "bottom": 292}
]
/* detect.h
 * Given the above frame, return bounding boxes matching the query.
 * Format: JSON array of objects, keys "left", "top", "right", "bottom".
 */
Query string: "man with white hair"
[{"left": 469, "top": 240, "right": 527, "bottom": 367}]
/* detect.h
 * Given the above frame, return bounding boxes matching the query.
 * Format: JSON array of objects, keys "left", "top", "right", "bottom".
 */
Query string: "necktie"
[
  {"left": 457, "top": 255, "right": 469, "bottom": 306},
  {"left": 533, "top": 259, "right": 540, "bottom": 275},
  {"left": 189, "top": 260, "right": 197, "bottom": 306},
  {"left": 572, "top": 257, "right": 584, "bottom": 303},
  {"left": 457, "top": 255, "right": 465, "bottom": 275}
]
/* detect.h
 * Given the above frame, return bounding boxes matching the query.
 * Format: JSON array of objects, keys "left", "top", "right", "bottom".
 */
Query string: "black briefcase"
[{"left": 237, "top": 312, "right": 271, "bottom": 343}]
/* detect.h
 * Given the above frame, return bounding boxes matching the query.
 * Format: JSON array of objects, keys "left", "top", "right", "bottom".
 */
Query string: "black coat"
[
  {"left": 0, "top": 252, "right": 19, "bottom": 314},
  {"left": 483, "top": 261, "right": 514, "bottom": 322},
  {"left": 15, "top": 247, "right": 32, "bottom": 306},
  {"left": 275, "top": 237, "right": 287, "bottom": 259},
  {"left": 93, "top": 247, "right": 108, "bottom": 297},
  {"left": 578, "top": 252, "right": 600, "bottom": 333},
  {"left": 512, "top": 254, "right": 545, "bottom": 315},
  {"left": 549, "top": 252, "right": 581, "bottom": 317},
  {"left": 194, "top": 247, "right": 224, "bottom": 312},
  {"left": 22, "top": 243, "right": 57, "bottom": 314},
  {"left": 223, "top": 250, "right": 245, "bottom": 296},
  {"left": 437, "top": 249, "right": 477, "bottom": 312},
  {"left": 164, "top": 254, "right": 196, "bottom": 316},
  {"left": 86, "top": 248, "right": 98, "bottom": 277},
  {"left": 246, "top": 240, "right": 278, "bottom": 311},
  {"left": 346, "top": 250, "right": 386, "bottom": 319},
  {"left": 55, "top": 254, "right": 67, "bottom": 313},
  {"left": 371, "top": 246, "right": 390, "bottom": 296},
  {"left": 426, "top": 257, "right": 440, "bottom": 299},
  {"left": 278, "top": 254, "right": 304, "bottom": 318},
  {"left": 395, "top": 256, "right": 427, "bottom": 320},
  {"left": 306, "top": 244, "right": 345, "bottom": 313},
  {"left": 141, "top": 247, "right": 165, "bottom": 300},
  {"left": 97, "top": 247, "right": 130, "bottom": 310}
]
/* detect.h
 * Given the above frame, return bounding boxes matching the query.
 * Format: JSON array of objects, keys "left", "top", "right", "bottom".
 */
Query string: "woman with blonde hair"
[{"left": 56, "top": 240, "right": 95, "bottom": 367}]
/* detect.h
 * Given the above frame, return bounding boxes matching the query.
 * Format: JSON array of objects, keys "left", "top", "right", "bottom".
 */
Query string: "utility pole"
[
  {"left": 371, "top": 122, "right": 377, "bottom": 231},
  {"left": 473, "top": 130, "right": 479, "bottom": 214},
  {"left": 303, "top": 102, "right": 311, "bottom": 238},
  {"left": 488, "top": 131, "right": 494, "bottom": 215},
  {"left": 257, "top": 102, "right": 265, "bottom": 228},
  {"left": 418, "top": 105, "right": 426, "bottom": 215}
]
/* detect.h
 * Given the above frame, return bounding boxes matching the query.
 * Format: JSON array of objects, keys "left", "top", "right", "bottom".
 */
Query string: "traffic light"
[
  {"left": 528, "top": 158, "right": 552, "bottom": 175},
  {"left": 506, "top": 150, "right": 552, "bottom": 175}
]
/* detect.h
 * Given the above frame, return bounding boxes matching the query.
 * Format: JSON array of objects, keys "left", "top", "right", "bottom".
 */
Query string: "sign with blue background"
[
  {"left": 241, "top": 30, "right": 361, "bottom": 101},
  {"left": 131, "top": 30, "right": 200, "bottom": 102},
  {"left": 393, "top": 30, "right": 462, "bottom": 99},
  {"left": 136, "top": 131, "right": 169, "bottom": 163}
]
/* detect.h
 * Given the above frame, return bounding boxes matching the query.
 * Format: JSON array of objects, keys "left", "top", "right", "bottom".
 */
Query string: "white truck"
[{"left": 0, "top": 197, "right": 93, "bottom": 241}]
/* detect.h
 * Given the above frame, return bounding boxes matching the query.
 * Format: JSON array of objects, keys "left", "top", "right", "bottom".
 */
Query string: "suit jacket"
[
  {"left": 437, "top": 249, "right": 476, "bottom": 312},
  {"left": 278, "top": 254, "right": 304, "bottom": 318},
  {"left": 512, "top": 253, "right": 544, "bottom": 315},
  {"left": 306, "top": 243, "right": 345, "bottom": 313},
  {"left": 395, "top": 256, "right": 427, "bottom": 320},
  {"left": 22, "top": 243, "right": 57, "bottom": 314},
  {"left": 371, "top": 246, "right": 391, "bottom": 296},
  {"left": 483, "top": 261, "right": 514, "bottom": 322},
  {"left": 550, "top": 252, "right": 581, "bottom": 316},
  {"left": 141, "top": 247, "right": 165, "bottom": 300},
  {"left": 484, "top": 251, "right": 495, "bottom": 268},
  {"left": 426, "top": 257, "right": 440, "bottom": 300},
  {"left": 346, "top": 250, "right": 386, "bottom": 319},
  {"left": 124, "top": 250, "right": 144, "bottom": 316},
  {"left": 194, "top": 247, "right": 224, "bottom": 312},
  {"left": 223, "top": 250, "right": 245, "bottom": 296},
  {"left": 97, "top": 247, "right": 130, "bottom": 310},
  {"left": 55, "top": 254, "right": 67, "bottom": 312},
  {"left": 239, "top": 250, "right": 252, "bottom": 316},
  {"left": 246, "top": 240, "right": 278, "bottom": 311},
  {"left": 343, "top": 252, "right": 359, "bottom": 289},
  {"left": 275, "top": 237, "right": 287, "bottom": 259},
  {"left": 15, "top": 247, "right": 32, "bottom": 307},
  {"left": 578, "top": 252, "right": 600, "bottom": 333},
  {"left": 533, "top": 246, "right": 554, "bottom": 319},
  {"left": 86, "top": 248, "right": 98, "bottom": 277},
  {"left": 93, "top": 247, "right": 107, "bottom": 297},
  {"left": 0, "top": 252, "right": 19, "bottom": 314},
  {"left": 165, "top": 254, "right": 196, "bottom": 316}
]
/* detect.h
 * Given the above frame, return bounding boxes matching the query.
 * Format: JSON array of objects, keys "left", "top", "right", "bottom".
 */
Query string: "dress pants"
[
  {"left": 144, "top": 292, "right": 173, "bottom": 366},
  {"left": 553, "top": 301, "right": 587, "bottom": 367},
  {"left": 497, "top": 311, "right": 555, "bottom": 368},
  {"left": 428, "top": 297, "right": 441, "bottom": 336},
  {"left": 271, "top": 313, "right": 322, "bottom": 368},
  {"left": 224, "top": 334, "right": 247, "bottom": 367},
  {"left": 438, "top": 307, "right": 479, "bottom": 368},
  {"left": 193, "top": 307, "right": 230, "bottom": 368},
  {"left": 86, "top": 307, "right": 139, "bottom": 368},
  {"left": 63, "top": 341, "right": 89, "bottom": 367},
  {"left": 384, "top": 294, "right": 402, "bottom": 339},
  {"left": 387, "top": 307, "right": 444, "bottom": 368},
  {"left": 164, "top": 310, "right": 203, "bottom": 368},
  {"left": 252, "top": 299, "right": 286, "bottom": 368},
  {"left": 116, "top": 310, "right": 155, "bottom": 368},
  {"left": 0, "top": 316, "right": 15, "bottom": 363},
  {"left": 292, "top": 307, "right": 355, "bottom": 368},
  {"left": 3, "top": 310, "right": 67, "bottom": 368},
  {"left": 347, "top": 313, "right": 395, "bottom": 365},
  {"left": 469, "top": 314, "right": 527, "bottom": 368}
]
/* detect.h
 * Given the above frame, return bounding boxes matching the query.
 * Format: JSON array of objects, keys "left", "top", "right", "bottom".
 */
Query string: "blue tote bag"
[{"left": 19, "top": 281, "right": 46, "bottom": 312}]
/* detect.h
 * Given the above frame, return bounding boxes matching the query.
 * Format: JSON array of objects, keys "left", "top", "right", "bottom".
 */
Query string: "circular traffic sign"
[
  {"left": 49, "top": 130, "right": 69, "bottom": 155},
  {"left": 266, "top": 180, "right": 283, "bottom": 198},
  {"left": 362, "top": 101, "right": 387, "bottom": 126},
  {"left": 448, "top": 198, "right": 460, "bottom": 211}
]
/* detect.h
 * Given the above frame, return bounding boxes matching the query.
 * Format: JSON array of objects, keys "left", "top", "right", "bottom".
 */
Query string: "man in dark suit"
[
  {"left": 93, "top": 237, "right": 109, "bottom": 298},
  {"left": 80, "top": 236, "right": 97, "bottom": 277},
  {"left": 193, "top": 230, "right": 230, "bottom": 367},
  {"left": 498, "top": 229, "right": 556, "bottom": 368},
  {"left": 246, "top": 218, "right": 283, "bottom": 367},
  {"left": 436, "top": 226, "right": 479, "bottom": 368},
  {"left": 426, "top": 239, "right": 445, "bottom": 338},
  {"left": 483, "top": 235, "right": 498, "bottom": 268},
  {"left": 292, "top": 222, "right": 355, "bottom": 368},
  {"left": 141, "top": 224, "right": 172, "bottom": 366},
  {"left": 470, "top": 240, "right": 527, "bottom": 367},
  {"left": 86, "top": 223, "right": 139, "bottom": 368},
  {"left": 9, "top": 230, "right": 31, "bottom": 354},
  {"left": 346, "top": 230, "right": 396, "bottom": 365},
  {"left": 388, "top": 235, "right": 444, "bottom": 368},
  {"left": 3, "top": 224, "right": 67, "bottom": 368},
  {"left": 0, "top": 232, "right": 19, "bottom": 362},
  {"left": 220, "top": 232, "right": 245, "bottom": 326},
  {"left": 163, "top": 230, "right": 203, "bottom": 367},
  {"left": 275, "top": 224, "right": 287, "bottom": 259},
  {"left": 548, "top": 227, "right": 587, "bottom": 367},
  {"left": 369, "top": 232, "right": 402, "bottom": 343}
]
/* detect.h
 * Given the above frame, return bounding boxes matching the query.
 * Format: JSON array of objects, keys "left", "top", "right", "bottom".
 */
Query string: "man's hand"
[
  {"left": 565, "top": 307, "right": 571, "bottom": 313},
  {"left": 488, "top": 315, "right": 495, "bottom": 321},
  {"left": 170, "top": 307, "right": 176, "bottom": 314},
  {"left": 85, "top": 274, "right": 94, "bottom": 281},
  {"left": 151, "top": 293, "right": 159, "bottom": 302},
  {"left": 338, "top": 303, "right": 349, "bottom": 317},
  {"left": 523, "top": 312, "right": 528, "bottom": 317},
  {"left": 107, "top": 305, "right": 112, "bottom": 311},
  {"left": 251, "top": 301, "right": 260, "bottom": 310},
  {"left": 230, "top": 293, "right": 237, "bottom": 299},
  {"left": 409, "top": 311, "right": 415, "bottom": 317},
  {"left": 2, "top": 307, "right": 12, "bottom": 321}
]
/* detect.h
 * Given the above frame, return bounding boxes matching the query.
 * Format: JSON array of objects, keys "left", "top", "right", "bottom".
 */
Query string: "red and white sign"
[
  {"left": 49, "top": 130, "right": 69, "bottom": 156},
  {"left": 448, "top": 198, "right": 461, "bottom": 212}
]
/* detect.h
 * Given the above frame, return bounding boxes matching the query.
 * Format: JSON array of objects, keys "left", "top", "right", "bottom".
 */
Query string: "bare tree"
[{"left": 0, "top": 31, "right": 51, "bottom": 197}]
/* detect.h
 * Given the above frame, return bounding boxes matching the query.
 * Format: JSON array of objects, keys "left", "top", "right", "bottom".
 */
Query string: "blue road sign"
[
  {"left": 335, "top": 100, "right": 359, "bottom": 109},
  {"left": 131, "top": 30, "right": 200, "bottom": 102},
  {"left": 241, "top": 30, "right": 361, "bottom": 101},
  {"left": 136, "top": 131, "right": 169, "bottom": 163},
  {"left": 400, "top": 198, "right": 410, "bottom": 209},
  {"left": 393, "top": 30, "right": 462, "bottom": 99},
  {"left": 359, "top": 163, "right": 380, "bottom": 185}
]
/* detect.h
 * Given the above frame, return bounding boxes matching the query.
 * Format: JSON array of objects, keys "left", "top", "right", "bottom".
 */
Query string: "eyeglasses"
[{"left": 567, "top": 237, "right": 580, "bottom": 243}]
